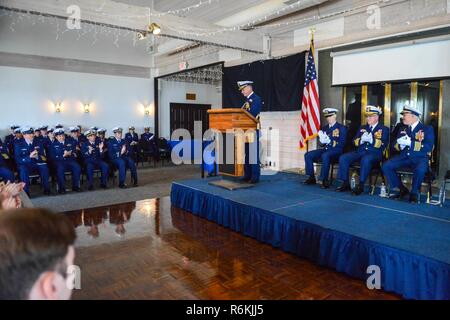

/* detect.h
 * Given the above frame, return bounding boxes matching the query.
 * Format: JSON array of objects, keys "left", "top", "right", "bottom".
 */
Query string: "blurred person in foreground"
[
  {"left": 0, "top": 208, "right": 76, "bottom": 300},
  {"left": 0, "top": 182, "right": 26, "bottom": 210}
]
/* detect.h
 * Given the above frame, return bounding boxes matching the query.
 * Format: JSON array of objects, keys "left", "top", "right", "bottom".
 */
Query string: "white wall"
[
  {"left": 159, "top": 80, "right": 222, "bottom": 139},
  {"left": 260, "top": 111, "right": 311, "bottom": 172},
  {"left": 0, "top": 12, "right": 154, "bottom": 67},
  {"left": 0, "top": 66, "right": 154, "bottom": 137}
]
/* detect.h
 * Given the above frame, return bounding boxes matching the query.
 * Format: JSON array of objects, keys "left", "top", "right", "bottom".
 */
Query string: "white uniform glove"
[
  {"left": 365, "top": 132, "right": 373, "bottom": 144},
  {"left": 318, "top": 131, "right": 326, "bottom": 144},
  {"left": 318, "top": 131, "right": 330, "bottom": 145},
  {"left": 397, "top": 135, "right": 411, "bottom": 150},
  {"left": 360, "top": 132, "right": 369, "bottom": 144}
]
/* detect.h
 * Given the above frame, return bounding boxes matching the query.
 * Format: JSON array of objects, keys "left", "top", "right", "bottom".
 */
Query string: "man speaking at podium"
[{"left": 238, "top": 81, "right": 262, "bottom": 184}]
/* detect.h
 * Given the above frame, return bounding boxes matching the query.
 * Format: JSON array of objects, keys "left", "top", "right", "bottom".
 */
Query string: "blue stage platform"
[{"left": 170, "top": 172, "right": 450, "bottom": 300}]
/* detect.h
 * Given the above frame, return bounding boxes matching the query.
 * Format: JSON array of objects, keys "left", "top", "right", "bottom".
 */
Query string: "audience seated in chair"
[
  {"left": 14, "top": 127, "right": 51, "bottom": 196},
  {"left": 107, "top": 127, "right": 138, "bottom": 189},
  {"left": 303, "top": 108, "right": 347, "bottom": 189},
  {"left": 335, "top": 106, "right": 390, "bottom": 196},
  {"left": 382, "top": 105, "right": 435, "bottom": 204},
  {"left": 49, "top": 129, "right": 82, "bottom": 194},
  {"left": 81, "top": 130, "right": 109, "bottom": 191}
]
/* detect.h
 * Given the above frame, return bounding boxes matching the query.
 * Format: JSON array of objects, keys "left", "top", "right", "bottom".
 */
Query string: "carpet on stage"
[{"left": 170, "top": 172, "right": 450, "bottom": 300}]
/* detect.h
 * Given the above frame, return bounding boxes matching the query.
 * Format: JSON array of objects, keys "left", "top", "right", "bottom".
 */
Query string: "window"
[{"left": 367, "top": 84, "right": 386, "bottom": 125}]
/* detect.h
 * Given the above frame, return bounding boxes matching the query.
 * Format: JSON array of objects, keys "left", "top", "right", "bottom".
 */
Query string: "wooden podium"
[{"left": 207, "top": 108, "right": 258, "bottom": 177}]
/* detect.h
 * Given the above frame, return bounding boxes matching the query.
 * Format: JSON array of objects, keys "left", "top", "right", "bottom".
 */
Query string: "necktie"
[{"left": 407, "top": 126, "right": 412, "bottom": 136}]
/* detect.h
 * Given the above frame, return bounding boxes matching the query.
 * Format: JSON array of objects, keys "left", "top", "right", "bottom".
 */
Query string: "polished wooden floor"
[{"left": 65, "top": 197, "right": 400, "bottom": 300}]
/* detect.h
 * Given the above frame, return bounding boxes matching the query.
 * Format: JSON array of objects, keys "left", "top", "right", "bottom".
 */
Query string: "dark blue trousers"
[
  {"left": 304, "top": 149, "right": 342, "bottom": 181},
  {"left": 382, "top": 155, "right": 429, "bottom": 195},
  {"left": 18, "top": 163, "right": 50, "bottom": 194},
  {"left": 55, "top": 160, "right": 81, "bottom": 191},
  {"left": 243, "top": 130, "right": 260, "bottom": 183},
  {"left": 337, "top": 151, "right": 381, "bottom": 183},
  {"left": 112, "top": 157, "right": 137, "bottom": 185},
  {"left": 85, "top": 160, "right": 109, "bottom": 187},
  {"left": 0, "top": 165, "right": 15, "bottom": 183}
]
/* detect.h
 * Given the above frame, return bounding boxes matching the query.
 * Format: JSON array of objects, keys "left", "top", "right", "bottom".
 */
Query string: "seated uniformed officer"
[
  {"left": 69, "top": 127, "right": 85, "bottom": 148},
  {"left": 0, "top": 138, "right": 15, "bottom": 183},
  {"left": 125, "top": 126, "right": 139, "bottom": 145},
  {"left": 141, "top": 127, "right": 154, "bottom": 141},
  {"left": 304, "top": 108, "right": 347, "bottom": 188},
  {"left": 14, "top": 127, "right": 51, "bottom": 196},
  {"left": 125, "top": 126, "right": 140, "bottom": 161},
  {"left": 140, "top": 127, "right": 159, "bottom": 160},
  {"left": 39, "top": 125, "right": 49, "bottom": 141},
  {"left": 81, "top": 130, "right": 109, "bottom": 191},
  {"left": 97, "top": 128, "right": 108, "bottom": 149},
  {"left": 238, "top": 80, "right": 262, "bottom": 183},
  {"left": 34, "top": 128, "right": 42, "bottom": 140},
  {"left": 50, "top": 129, "right": 82, "bottom": 194},
  {"left": 42, "top": 127, "right": 54, "bottom": 152},
  {"left": 382, "top": 105, "right": 434, "bottom": 203},
  {"left": 336, "top": 106, "right": 389, "bottom": 195},
  {"left": 4, "top": 125, "right": 20, "bottom": 155},
  {"left": 107, "top": 127, "right": 138, "bottom": 189},
  {"left": 12, "top": 128, "right": 24, "bottom": 146}
]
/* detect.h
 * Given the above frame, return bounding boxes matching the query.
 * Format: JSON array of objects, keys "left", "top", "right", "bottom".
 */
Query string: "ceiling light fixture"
[{"left": 148, "top": 23, "right": 161, "bottom": 35}]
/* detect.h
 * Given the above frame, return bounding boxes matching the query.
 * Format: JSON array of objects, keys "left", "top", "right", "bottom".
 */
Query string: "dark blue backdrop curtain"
[{"left": 222, "top": 52, "right": 306, "bottom": 112}]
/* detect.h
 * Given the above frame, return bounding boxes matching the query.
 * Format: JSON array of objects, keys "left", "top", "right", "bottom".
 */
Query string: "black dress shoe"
[
  {"left": 58, "top": 189, "right": 66, "bottom": 195},
  {"left": 44, "top": 189, "right": 51, "bottom": 196},
  {"left": 336, "top": 182, "right": 351, "bottom": 192},
  {"left": 73, "top": 187, "right": 82, "bottom": 192},
  {"left": 119, "top": 184, "right": 127, "bottom": 189},
  {"left": 391, "top": 185, "right": 409, "bottom": 200},
  {"left": 303, "top": 176, "right": 316, "bottom": 185},
  {"left": 352, "top": 184, "right": 364, "bottom": 196},
  {"left": 320, "top": 180, "right": 331, "bottom": 189},
  {"left": 101, "top": 184, "right": 108, "bottom": 189},
  {"left": 409, "top": 193, "right": 418, "bottom": 203},
  {"left": 88, "top": 185, "right": 95, "bottom": 191}
]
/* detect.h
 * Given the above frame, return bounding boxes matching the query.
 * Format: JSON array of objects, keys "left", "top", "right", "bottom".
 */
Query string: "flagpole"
[{"left": 306, "top": 27, "right": 316, "bottom": 153}]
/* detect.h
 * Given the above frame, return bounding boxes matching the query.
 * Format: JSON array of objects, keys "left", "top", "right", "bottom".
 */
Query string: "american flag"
[{"left": 299, "top": 39, "right": 320, "bottom": 150}]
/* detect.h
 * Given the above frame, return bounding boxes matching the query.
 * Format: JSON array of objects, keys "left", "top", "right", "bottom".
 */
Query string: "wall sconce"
[
  {"left": 84, "top": 103, "right": 90, "bottom": 113},
  {"left": 55, "top": 102, "right": 62, "bottom": 113},
  {"left": 144, "top": 104, "right": 151, "bottom": 116}
]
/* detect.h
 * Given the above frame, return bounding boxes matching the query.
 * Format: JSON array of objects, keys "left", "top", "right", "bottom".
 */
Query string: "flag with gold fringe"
[{"left": 299, "top": 37, "right": 320, "bottom": 150}]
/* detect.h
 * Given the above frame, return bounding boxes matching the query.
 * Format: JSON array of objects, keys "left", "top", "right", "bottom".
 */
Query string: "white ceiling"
[
  {"left": 113, "top": 0, "right": 325, "bottom": 26},
  {"left": 114, "top": 0, "right": 278, "bottom": 25},
  {"left": 112, "top": 0, "right": 328, "bottom": 57}
]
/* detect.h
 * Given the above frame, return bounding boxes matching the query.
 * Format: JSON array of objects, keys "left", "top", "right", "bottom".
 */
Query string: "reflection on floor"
[{"left": 65, "top": 197, "right": 400, "bottom": 300}]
